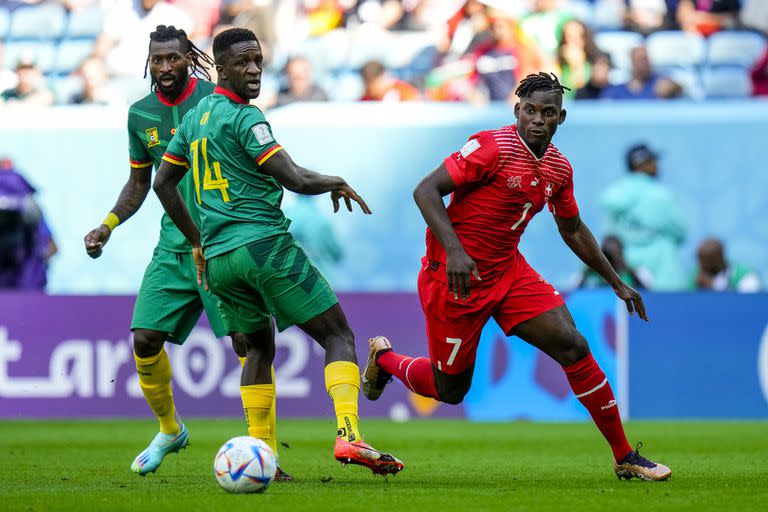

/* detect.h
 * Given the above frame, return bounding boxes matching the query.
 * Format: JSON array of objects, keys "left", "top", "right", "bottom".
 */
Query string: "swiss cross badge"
[
  {"left": 507, "top": 175, "right": 522, "bottom": 189},
  {"left": 545, "top": 182, "right": 554, "bottom": 197}
]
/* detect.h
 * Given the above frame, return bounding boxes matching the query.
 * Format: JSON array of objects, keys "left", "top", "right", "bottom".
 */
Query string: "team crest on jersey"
[
  {"left": 145, "top": 127, "right": 160, "bottom": 147},
  {"left": 545, "top": 182, "right": 554, "bottom": 197},
  {"left": 507, "top": 175, "right": 522, "bottom": 189}
]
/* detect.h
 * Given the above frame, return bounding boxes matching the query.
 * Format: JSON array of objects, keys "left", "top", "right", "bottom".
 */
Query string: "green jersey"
[
  {"left": 164, "top": 87, "right": 290, "bottom": 258},
  {"left": 127, "top": 78, "right": 216, "bottom": 252}
]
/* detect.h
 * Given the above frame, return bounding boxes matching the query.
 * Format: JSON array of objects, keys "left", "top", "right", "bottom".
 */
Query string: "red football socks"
[
  {"left": 564, "top": 353, "right": 633, "bottom": 462},
  {"left": 377, "top": 351, "right": 440, "bottom": 400}
]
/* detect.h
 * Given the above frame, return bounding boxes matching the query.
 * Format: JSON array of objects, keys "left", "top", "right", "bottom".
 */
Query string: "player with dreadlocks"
[
  {"left": 83, "top": 25, "right": 292, "bottom": 481},
  {"left": 362, "top": 72, "right": 672, "bottom": 481}
]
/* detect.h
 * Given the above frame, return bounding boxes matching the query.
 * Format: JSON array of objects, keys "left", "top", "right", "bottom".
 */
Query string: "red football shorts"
[{"left": 417, "top": 253, "right": 564, "bottom": 375}]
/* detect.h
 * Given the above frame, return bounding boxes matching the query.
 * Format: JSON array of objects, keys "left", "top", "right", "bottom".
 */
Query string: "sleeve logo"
[
  {"left": 459, "top": 138, "right": 480, "bottom": 157},
  {"left": 145, "top": 127, "right": 160, "bottom": 147},
  {"left": 252, "top": 123, "right": 274, "bottom": 145}
]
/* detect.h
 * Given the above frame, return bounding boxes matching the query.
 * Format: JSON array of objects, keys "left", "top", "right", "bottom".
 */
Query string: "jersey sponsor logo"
[
  {"left": 252, "top": 123, "right": 274, "bottom": 145},
  {"left": 507, "top": 175, "right": 522, "bottom": 189},
  {"left": 145, "top": 127, "right": 160, "bottom": 147},
  {"left": 459, "top": 138, "right": 480, "bottom": 157}
]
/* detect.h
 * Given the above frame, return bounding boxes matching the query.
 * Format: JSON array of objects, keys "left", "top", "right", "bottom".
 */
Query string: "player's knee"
[
  {"left": 436, "top": 382, "right": 470, "bottom": 405},
  {"left": 557, "top": 330, "right": 589, "bottom": 367},
  {"left": 132, "top": 329, "right": 166, "bottom": 358}
]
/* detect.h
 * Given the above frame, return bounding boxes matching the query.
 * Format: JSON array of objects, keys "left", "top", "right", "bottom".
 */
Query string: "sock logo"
[
  {"left": 337, "top": 427, "right": 347, "bottom": 438},
  {"left": 601, "top": 399, "right": 617, "bottom": 411},
  {"left": 345, "top": 417, "right": 355, "bottom": 442}
]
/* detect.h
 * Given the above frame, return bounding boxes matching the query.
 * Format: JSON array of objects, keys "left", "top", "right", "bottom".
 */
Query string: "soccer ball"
[{"left": 214, "top": 436, "right": 277, "bottom": 493}]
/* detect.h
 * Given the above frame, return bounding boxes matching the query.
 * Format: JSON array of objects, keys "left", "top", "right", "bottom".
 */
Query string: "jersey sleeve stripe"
[
  {"left": 162, "top": 153, "right": 189, "bottom": 167},
  {"left": 129, "top": 160, "right": 153, "bottom": 169},
  {"left": 256, "top": 145, "right": 283, "bottom": 166}
]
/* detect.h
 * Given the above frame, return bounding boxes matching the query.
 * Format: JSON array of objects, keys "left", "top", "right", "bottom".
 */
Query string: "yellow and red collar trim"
[
  {"left": 214, "top": 86, "right": 248, "bottom": 104},
  {"left": 157, "top": 77, "right": 198, "bottom": 107}
]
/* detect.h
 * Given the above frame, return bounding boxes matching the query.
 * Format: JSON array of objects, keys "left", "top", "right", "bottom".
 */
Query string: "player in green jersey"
[
  {"left": 83, "top": 25, "right": 291, "bottom": 480},
  {"left": 153, "top": 28, "right": 404, "bottom": 476}
]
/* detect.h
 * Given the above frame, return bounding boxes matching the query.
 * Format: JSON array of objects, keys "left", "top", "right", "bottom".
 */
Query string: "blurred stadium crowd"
[{"left": 1, "top": 0, "right": 768, "bottom": 108}]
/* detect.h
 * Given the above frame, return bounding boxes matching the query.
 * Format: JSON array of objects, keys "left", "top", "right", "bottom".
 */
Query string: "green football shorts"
[
  {"left": 131, "top": 247, "right": 228, "bottom": 343},
  {"left": 206, "top": 233, "right": 339, "bottom": 334}
]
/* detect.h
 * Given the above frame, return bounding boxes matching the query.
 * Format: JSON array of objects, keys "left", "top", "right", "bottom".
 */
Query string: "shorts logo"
[
  {"left": 507, "top": 175, "right": 522, "bottom": 189},
  {"left": 145, "top": 127, "right": 160, "bottom": 147},
  {"left": 459, "top": 138, "right": 480, "bottom": 157}
]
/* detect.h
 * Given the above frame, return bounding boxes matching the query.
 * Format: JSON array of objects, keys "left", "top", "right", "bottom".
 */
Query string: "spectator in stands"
[
  {"left": 0, "top": 42, "right": 19, "bottom": 95},
  {"left": 578, "top": 235, "right": 652, "bottom": 290},
  {"left": 739, "top": 0, "right": 768, "bottom": 34},
  {"left": 623, "top": 0, "right": 673, "bottom": 34},
  {"left": 439, "top": 0, "right": 492, "bottom": 61},
  {"left": 519, "top": 0, "right": 572, "bottom": 63},
  {"left": 171, "top": 0, "right": 221, "bottom": 38},
  {"left": 691, "top": 238, "right": 762, "bottom": 292},
  {"left": 275, "top": 56, "right": 329, "bottom": 106},
  {"left": 601, "top": 143, "right": 687, "bottom": 290},
  {"left": 575, "top": 52, "right": 612, "bottom": 99},
  {"left": 750, "top": 48, "right": 768, "bottom": 96},
  {"left": 600, "top": 46, "right": 682, "bottom": 99},
  {"left": 0, "top": 58, "right": 54, "bottom": 107},
  {"left": 95, "top": 0, "right": 193, "bottom": 77},
  {"left": 556, "top": 18, "right": 600, "bottom": 98},
  {"left": 469, "top": 16, "right": 531, "bottom": 102},
  {"left": 677, "top": 0, "right": 741, "bottom": 36},
  {"left": 218, "top": 1, "right": 276, "bottom": 65},
  {"left": 0, "top": 158, "right": 56, "bottom": 290},
  {"left": 69, "top": 56, "right": 122, "bottom": 106},
  {"left": 360, "top": 60, "right": 420, "bottom": 101}
]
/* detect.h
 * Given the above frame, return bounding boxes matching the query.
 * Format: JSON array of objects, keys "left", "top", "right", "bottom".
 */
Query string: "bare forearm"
[
  {"left": 153, "top": 183, "right": 201, "bottom": 247},
  {"left": 561, "top": 221, "right": 621, "bottom": 287},
  {"left": 414, "top": 185, "right": 464, "bottom": 254},
  {"left": 290, "top": 166, "right": 346, "bottom": 195},
  {"left": 108, "top": 178, "right": 150, "bottom": 223}
]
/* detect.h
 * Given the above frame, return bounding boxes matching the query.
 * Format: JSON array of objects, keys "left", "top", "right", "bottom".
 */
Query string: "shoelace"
[{"left": 625, "top": 441, "right": 656, "bottom": 469}]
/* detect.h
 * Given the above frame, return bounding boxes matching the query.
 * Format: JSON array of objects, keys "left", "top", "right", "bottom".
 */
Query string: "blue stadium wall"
[{"left": 0, "top": 100, "right": 766, "bottom": 294}]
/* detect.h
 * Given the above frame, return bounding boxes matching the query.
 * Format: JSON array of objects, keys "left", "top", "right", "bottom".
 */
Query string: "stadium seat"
[
  {"left": 7, "top": 4, "right": 67, "bottom": 40},
  {"left": 591, "top": 0, "right": 625, "bottom": 30},
  {"left": 701, "top": 67, "right": 752, "bottom": 98},
  {"left": 3, "top": 41, "right": 57, "bottom": 73},
  {"left": 666, "top": 67, "right": 704, "bottom": 100},
  {"left": 65, "top": 6, "right": 107, "bottom": 39},
  {"left": 707, "top": 31, "right": 767, "bottom": 68},
  {"left": 50, "top": 75, "right": 84, "bottom": 104},
  {"left": 646, "top": 31, "right": 706, "bottom": 69},
  {"left": 595, "top": 31, "right": 644, "bottom": 73},
  {"left": 105, "top": 76, "right": 151, "bottom": 104},
  {"left": 0, "top": 8, "right": 10, "bottom": 40},
  {"left": 292, "top": 30, "right": 350, "bottom": 76},
  {"left": 383, "top": 31, "right": 437, "bottom": 70},
  {"left": 55, "top": 39, "right": 97, "bottom": 75},
  {"left": 322, "top": 71, "right": 364, "bottom": 102},
  {"left": 346, "top": 29, "right": 392, "bottom": 69},
  {"left": 567, "top": 1, "right": 594, "bottom": 27}
]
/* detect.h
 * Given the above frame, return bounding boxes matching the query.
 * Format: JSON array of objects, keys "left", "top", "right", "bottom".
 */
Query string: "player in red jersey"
[{"left": 363, "top": 72, "right": 671, "bottom": 481}]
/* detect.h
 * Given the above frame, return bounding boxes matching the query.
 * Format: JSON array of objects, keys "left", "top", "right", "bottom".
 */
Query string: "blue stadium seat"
[
  {"left": 322, "top": 71, "right": 364, "bottom": 102},
  {"left": 65, "top": 6, "right": 107, "bottom": 39},
  {"left": 346, "top": 29, "right": 392, "bottom": 69},
  {"left": 8, "top": 4, "right": 67, "bottom": 40},
  {"left": 646, "top": 31, "right": 706, "bottom": 69},
  {"left": 567, "top": 1, "right": 594, "bottom": 26},
  {"left": 0, "top": 8, "right": 10, "bottom": 40},
  {"left": 707, "top": 31, "right": 767, "bottom": 68},
  {"left": 701, "top": 67, "right": 752, "bottom": 98},
  {"left": 595, "top": 31, "right": 644, "bottom": 72},
  {"left": 55, "top": 39, "right": 96, "bottom": 74},
  {"left": 292, "top": 30, "right": 350, "bottom": 76},
  {"left": 591, "top": 0, "right": 625, "bottom": 30},
  {"left": 50, "top": 75, "right": 84, "bottom": 104},
  {"left": 383, "top": 31, "right": 437, "bottom": 70},
  {"left": 105, "top": 76, "right": 150, "bottom": 103},
  {"left": 3, "top": 41, "right": 57, "bottom": 73},
  {"left": 666, "top": 67, "right": 704, "bottom": 100}
]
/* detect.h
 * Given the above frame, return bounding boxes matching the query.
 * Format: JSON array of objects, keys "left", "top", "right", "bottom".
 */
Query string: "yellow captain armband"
[{"left": 101, "top": 212, "right": 120, "bottom": 231}]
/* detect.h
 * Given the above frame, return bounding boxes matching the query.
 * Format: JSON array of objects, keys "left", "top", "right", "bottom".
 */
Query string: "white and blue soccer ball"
[{"left": 214, "top": 436, "right": 277, "bottom": 494}]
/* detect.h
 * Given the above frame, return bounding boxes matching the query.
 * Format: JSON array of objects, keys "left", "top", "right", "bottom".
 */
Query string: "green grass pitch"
[{"left": 1, "top": 419, "right": 766, "bottom": 511}]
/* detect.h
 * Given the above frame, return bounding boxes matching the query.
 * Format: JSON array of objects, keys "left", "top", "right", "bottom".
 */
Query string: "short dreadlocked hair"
[
  {"left": 212, "top": 28, "right": 259, "bottom": 64},
  {"left": 144, "top": 25, "right": 214, "bottom": 90},
  {"left": 515, "top": 72, "right": 571, "bottom": 99}
]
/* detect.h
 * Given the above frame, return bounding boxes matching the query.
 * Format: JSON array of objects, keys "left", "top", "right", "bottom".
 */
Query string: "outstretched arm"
[
  {"left": 555, "top": 213, "right": 648, "bottom": 321},
  {"left": 83, "top": 166, "right": 151, "bottom": 258},
  {"left": 413, "top": 163, "right": 480, "bottom": 300},
  {"left": 259, "top": 150, "right": 371, "bottom": 214}
]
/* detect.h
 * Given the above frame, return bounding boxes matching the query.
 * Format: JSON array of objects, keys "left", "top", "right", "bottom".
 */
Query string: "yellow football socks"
[
  {"left": 241, "top": 384, "right": 275, "bottom": 451},
  {"left": 134, "top": 349, "right": 180, "bottom": 435},
  {"left": 324, "top": 361, "right": 362, "bottom": 443},
  {"left": 238, "top": 357, "right": 279, "bottom": 456}
]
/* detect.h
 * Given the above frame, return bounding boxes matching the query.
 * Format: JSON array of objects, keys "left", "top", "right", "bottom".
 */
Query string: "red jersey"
[{"left": 424, "top": 124, "right": 579, "bottom": 283}]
